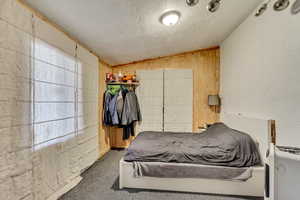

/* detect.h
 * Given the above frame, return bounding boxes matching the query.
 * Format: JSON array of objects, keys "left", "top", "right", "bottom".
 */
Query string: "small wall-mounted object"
[{"left": 208, "top": 95, "right": 221, "bottom": 113}]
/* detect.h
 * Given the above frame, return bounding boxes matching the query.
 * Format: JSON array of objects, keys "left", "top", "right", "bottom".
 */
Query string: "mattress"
[
  {"left": 124, "top": 123, "right": 261, "bottom": 167},
  {"left": 120, "top": 158, "right": 265, "bottom": 196}
]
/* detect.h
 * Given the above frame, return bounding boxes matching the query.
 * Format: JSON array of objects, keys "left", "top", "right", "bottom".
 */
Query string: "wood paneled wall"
[
  {"left": 110, "top": 47, "right": 220, "bottom": 148},
  {"left": 98, "top": 61, "right": 112, "bottom": 156}
]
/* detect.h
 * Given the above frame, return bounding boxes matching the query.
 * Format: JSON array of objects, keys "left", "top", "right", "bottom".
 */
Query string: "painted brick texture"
[{"left": 0, "top": 0, "right": 100, "bottom": 199}]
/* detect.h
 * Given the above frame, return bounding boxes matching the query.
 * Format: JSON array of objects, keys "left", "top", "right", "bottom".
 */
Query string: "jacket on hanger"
[
  {"left": 103, "top": 91, "right": 113, "bottom": 125},
  {"left": 121, "top": 91, "right": 141, "bottom": 126},
  {"left": 109, "top": 94, "right": 119, "bottom": 125},
  {"left": 116, "top": 89, "right": 128, "bottom": 120},
  {"left": 103, "top": 90, "right": 119, "bottom": 126},
  {"left": 103, "top": 87, "right": 142, "bottom": 140}
]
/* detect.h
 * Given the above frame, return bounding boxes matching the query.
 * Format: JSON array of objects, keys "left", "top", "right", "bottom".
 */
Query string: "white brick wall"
[{"left": 0, "top": 0, "right": 100, "bottom": 199}]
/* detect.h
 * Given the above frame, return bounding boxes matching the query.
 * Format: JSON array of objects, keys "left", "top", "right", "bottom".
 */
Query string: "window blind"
[{"left": 33, "top": 39, "right": 78, "bottom": 149}]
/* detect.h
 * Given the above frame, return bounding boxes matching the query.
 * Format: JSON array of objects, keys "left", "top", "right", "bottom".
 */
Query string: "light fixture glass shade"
[
  {"left": 208, "top": 95, "right": 220, "bottom": 106},
  {"left": 160, "top": 11, "right": 180, "bottom": 26}
]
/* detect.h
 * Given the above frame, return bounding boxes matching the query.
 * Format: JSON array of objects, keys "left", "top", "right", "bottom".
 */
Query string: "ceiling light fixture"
[
  {"left": 186, "top": 0, "right": 199, "bottom": 7},
  {"left": 255, "top": 2, "right": 269, "bottom": 17},
  {"left": 291, "top": 0, "right": 300, "bottom": 15},
  {"left": 207, "top": 0, "right": 221, "bottom": 13},
  {"left": 160, "top": 10, "right": 181, "bottom": 26},
  {"left": 273, "top": 0, "right": 290, "bottom": 11}
]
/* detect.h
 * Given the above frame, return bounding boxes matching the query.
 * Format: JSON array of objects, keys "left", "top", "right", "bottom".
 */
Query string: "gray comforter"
[
  {"left": 132, "top": 161, "right": 253, "bottom": 181},
  {"left": 124, "top": 123, "right": 261, "bottom": 167}
]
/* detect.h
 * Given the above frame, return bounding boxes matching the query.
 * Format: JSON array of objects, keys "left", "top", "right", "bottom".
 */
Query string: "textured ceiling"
[{"left": 24, "top": 0, "right": 262, "bottom": 66}]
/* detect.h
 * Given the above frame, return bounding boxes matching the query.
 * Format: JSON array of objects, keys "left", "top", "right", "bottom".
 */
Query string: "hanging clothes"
[
  {"left": 107, "top": 85, "right": 121, "bottom": 95},
  {"left": 121, "top": 91, "right": 141, "bottom": 126},
  {"left": 103, "top": 86, "right": 141, "bottom": 140},
  {"left": 116, "top": 88, "right": 128, "bottom": 120},
  {"left": 123, "top": 123, "right": 135, "bottom": 140},
  {"left": 103, "top": 86, "right": 121, "bottom": 126},
  {"left": 108, "top": 94, "right": 119, "bottom": 125},
  {"left": 103, "top": 90, "right": 113, "bottom": 125},
  {"left": 121, "top": 91, "right": 141, "bottom": 140}
]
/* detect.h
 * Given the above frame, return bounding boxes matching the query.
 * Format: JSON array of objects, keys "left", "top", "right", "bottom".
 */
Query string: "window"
[{"left": 33, "top": 39, "right": 78, "bottom": 149}]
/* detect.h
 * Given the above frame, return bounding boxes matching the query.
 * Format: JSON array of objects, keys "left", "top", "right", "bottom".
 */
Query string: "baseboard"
[
  {"left": 46, "top": 176, "right": 83, "bottom": 200},
  {"left": 111, "top": 147, "right": 126, "bottom": 151},
  {"left": 45, "top": 150, "right": 109, "bottom": 200},
  {"left": 99, "top": 148, "right": 111, "bottom": 158}
]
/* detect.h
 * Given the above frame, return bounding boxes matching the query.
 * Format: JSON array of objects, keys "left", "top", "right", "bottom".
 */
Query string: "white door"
[
  {"left": 136, "top": 69, "right": 164, "bottom": 133},
  {"left": 164, "top": 69, "right": 193, "bottom": 132}
]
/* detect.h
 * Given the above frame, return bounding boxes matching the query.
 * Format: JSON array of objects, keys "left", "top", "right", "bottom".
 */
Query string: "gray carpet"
[{"left": 59, "top": 150, "right": 263, "bottom": 200}]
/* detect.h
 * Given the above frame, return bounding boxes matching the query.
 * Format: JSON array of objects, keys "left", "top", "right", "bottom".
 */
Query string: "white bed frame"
[{"left": 119, "top": 113, "right": 272, "bottom": 197}]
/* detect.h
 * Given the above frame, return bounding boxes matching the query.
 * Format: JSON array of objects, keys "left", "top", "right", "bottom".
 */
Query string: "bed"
[{"left": 119, "top": 113, "right": 272, "bottom": 197}]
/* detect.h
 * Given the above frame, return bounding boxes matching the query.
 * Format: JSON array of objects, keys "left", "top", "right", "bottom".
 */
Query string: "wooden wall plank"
[
  {"left": 98, "top": 61, "right": 112, "bottom": 157},
  {"left": 110, "top": 47, "right": 220, "bottom": 148}
]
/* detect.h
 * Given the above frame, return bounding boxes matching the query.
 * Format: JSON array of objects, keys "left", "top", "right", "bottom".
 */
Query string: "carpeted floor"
[{"left": 59, "top": 150, "right": 263, "bottom": 200}]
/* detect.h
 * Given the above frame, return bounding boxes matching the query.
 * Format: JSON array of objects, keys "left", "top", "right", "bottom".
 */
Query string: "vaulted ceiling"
[{"left": 24, "top": 0, "right": 262, "bottom": 65}]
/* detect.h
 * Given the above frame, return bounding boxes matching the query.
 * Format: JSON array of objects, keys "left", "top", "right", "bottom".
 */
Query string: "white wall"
[
  {"left": 0, "top": 0, "right": 99, "bottom": 199},
  {"left": 221, "top": 0, "right": 300, "bottom": 147}
]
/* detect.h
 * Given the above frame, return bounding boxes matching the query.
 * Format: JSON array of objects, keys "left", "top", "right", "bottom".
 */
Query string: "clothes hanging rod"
[{"left": 106, "top": 82, "right": 140, "bottom": 86}]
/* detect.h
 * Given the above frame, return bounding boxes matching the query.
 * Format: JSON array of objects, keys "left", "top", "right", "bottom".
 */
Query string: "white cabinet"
[
  {"left": 164, "top": 69, "right": 193, "bottom": 132},
  {"left": 136, "top": 69, "right": 193, "bottom": 133},
  {"left": 136, "top": 69, "right": 164, "bottom": 133}
]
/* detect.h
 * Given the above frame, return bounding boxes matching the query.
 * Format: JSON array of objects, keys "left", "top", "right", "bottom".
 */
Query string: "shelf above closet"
[{"left": 106, "top": 82, "right": 140, "bottom": 86}]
